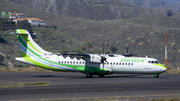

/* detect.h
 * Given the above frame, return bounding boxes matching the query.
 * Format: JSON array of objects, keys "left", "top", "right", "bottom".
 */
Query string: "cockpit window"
[{"left": 148, "top": 61, "right": 160, "bottom": 64}]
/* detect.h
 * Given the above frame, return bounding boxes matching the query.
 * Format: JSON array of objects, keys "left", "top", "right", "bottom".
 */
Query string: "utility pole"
[{"left": 165, "top": 31, "right": 167, "bottom": 68}]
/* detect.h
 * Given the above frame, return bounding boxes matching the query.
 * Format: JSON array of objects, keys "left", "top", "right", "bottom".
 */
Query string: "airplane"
[{"left": 10, "top": 29, "right": 167, "bottom": 78}]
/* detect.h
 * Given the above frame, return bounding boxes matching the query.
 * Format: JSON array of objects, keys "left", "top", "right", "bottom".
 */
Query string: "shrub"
[{"left": 166, "top": 9, "right": 173, "bottom": 17}]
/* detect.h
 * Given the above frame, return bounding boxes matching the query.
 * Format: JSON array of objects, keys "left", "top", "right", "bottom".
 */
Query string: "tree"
[
  {"left": 110, "top": 45, "right": 118, "bottom": 53},
  {"left": 166, "top": 9, "right": 173, "bottom": 17},
  {"left": 18, "top": 20, "right": 33, "bottom": 33},
  {"left": 85, "top": 41, "right": 93, "bottom": 47},
  {"left": 59, "top": 48, "right": 68, "bottom": 53}
]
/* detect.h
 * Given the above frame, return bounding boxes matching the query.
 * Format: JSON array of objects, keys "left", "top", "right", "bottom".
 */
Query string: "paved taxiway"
[{"left": 0, "top": 72, "right": 180, "bottom": 101}]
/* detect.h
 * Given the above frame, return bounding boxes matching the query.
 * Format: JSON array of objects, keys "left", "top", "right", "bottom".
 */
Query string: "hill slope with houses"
[{"left": 0, "top": 0, "right": 180, "bottom": 68}]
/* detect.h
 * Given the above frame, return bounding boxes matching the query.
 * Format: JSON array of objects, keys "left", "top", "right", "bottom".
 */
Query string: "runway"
[{"left": 0, "top": 72, "right": 180, "bottom": 101}]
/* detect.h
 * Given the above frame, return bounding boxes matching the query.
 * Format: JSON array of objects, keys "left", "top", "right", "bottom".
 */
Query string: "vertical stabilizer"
[{"left": 11, "top": 29, "right": 51, "bottom": 57}]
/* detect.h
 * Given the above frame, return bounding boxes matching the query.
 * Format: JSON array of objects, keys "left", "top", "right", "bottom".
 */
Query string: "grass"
[
  {"left": 0, "top": 81, "right": 50, "bottom": 88},
  {"left": 165, "top": 68, "right": 180, "bottom": 73},
  {"left": 0, "top": 66, "right": 50, "bottom": 72},
  {"left": 12, "top": 96, "right": 180, "bottom": 101}
]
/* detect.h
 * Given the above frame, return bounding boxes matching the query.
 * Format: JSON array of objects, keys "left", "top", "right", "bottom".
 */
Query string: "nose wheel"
[{"left": 154, "top": 74, "right": 159, "bottom": 78}]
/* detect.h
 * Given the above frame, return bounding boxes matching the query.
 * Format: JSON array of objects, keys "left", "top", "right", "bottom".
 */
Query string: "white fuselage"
[{"left": 33, "top": 54, "right": 166, "bottom": 74}]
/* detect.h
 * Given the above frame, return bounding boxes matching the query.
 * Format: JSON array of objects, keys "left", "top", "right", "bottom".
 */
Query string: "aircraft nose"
[
  {"left": 159, "top": 64, "right": 167, "bottom": 72},
  {"left": 161, "top": 67, "right": 167, "bottom": 72}
]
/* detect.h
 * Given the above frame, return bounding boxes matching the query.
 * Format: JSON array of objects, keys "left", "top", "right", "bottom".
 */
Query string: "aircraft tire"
[
  {"left": 98, "top": 75, "right": 105, "bottom": 78},
  {"left": 154, "top": 74, "right": 159, "bottom": 78},
  {"left": 86, "top": 73, "right": 93, "bottom": 78}
]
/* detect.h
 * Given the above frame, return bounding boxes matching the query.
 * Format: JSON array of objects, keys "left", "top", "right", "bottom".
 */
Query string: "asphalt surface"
[{"left": 0, "top": 72, "right": 180, "bottom": 101}]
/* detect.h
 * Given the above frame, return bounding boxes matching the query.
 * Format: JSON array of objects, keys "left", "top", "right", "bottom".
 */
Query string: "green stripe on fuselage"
[{"left": 153, "top": 64, "right": 166, "bottom": 69}]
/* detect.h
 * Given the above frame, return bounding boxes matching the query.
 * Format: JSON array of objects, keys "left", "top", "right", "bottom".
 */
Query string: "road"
[{"left": 0, "top": 72, "right": 180, "bottom": 101}]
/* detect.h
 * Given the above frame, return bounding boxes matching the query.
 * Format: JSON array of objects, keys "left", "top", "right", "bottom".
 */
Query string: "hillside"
[
  {"left": 0, "top": 0, "right": 180, "bottom": 68},
  {"left": 120, "top": 0, "right": 180, "bottom": 12},
  {"left": 120, "top": 0, "right": 165, "bottom": 8}
]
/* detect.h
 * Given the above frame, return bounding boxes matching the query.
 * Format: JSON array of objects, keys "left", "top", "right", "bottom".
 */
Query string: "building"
[
  {"left": 13, "top": 18, "right": 46, "bottom": 25},
  {"left": 1, "top": 12, "right": 24, "bottom": 19},
  {"left": 39, "top": 20, "right": 46, "bottom": 25},
  {"left": 15, "top": 12, "right": 24, "bottom": 18},
  {"left": 10, "top": 13, "right": 16, "bottom": 19}
]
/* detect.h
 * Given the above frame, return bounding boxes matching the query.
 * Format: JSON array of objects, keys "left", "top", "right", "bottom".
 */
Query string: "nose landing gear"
[{"left": 154, "top": 74, "right": 159, "bottom": 78}]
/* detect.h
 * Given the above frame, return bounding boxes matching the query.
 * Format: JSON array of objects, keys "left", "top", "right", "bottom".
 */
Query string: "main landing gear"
[
  {"left": 86, "top": 73, "right": 93, "bottom": 78},
  {"left": 86, "top": 73, "right": 105, "bottom": 78},
  {"left": 98, "top": 75, "right": 105, "bottom": 78}
]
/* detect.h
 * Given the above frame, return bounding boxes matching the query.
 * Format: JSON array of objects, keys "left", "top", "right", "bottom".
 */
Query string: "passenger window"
[
  {"left": 122, "top": 63, "right": 124, "bottom": 65},
  {"left": 110, "top": 63, "right": 112, "bottom": 65},
  {"left": 119, "top": 63, "right": 121, "bottom": 65},
  {"left": 128, "top": 63, "right": 130, "bottom": 65},
  {"left": 131, "top": 63, "right": 133, "bottom": 65},
  {"left": 116, "top": 63, "right": 118, "bottom": 65}
]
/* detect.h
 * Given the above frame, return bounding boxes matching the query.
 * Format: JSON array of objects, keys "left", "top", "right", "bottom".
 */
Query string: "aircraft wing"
[
  {"left": 121, "top": 53, "right": 138, "bottom": 57},
  {"left": 60, "top": 53, "right": 90, "bottom": 56},
  {"left": 60, "top": 53, "right": 103, "bottom": 63}
]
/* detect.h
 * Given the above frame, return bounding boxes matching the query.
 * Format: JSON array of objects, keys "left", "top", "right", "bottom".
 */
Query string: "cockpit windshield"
[{"left": 148, "top": 61, "right": 159, "bottom": 64}]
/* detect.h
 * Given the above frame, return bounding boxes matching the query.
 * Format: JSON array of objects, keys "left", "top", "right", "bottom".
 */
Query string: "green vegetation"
[
  {"left": 15, "top": 96, "right": 180, "bottom": 101},
  {"left": 110, "top": 45, "right": 118, "bottom": 53},
  {"left": 0, "top": 81, "right": 50, "bottom": 88},
  {"left": 0, "top": 0, "right": 180, "bottom": 68},
  {"left": 88, "top": 97, "right": 180, "bottom": 101},
  {"left": 166, "top": 9, "right": 173, "bottom": 17},
  {"left": 0, "top": 66, "right": 50, "bottom": 72},
  {"left": 0, "top": 16, "right": 16, "bottom": 25},
  {"left": 17, "top": 19, "right": 32, "bottom": 33}
]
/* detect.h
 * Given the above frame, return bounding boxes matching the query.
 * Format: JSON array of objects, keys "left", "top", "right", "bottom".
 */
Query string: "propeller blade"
[{"left": 99, "top": 46, "right": 109, "bottom": 69}]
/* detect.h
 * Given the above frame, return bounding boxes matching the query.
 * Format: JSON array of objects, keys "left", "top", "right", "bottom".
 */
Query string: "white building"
[{"left": 13, "top": 18, "right": 46, "bottom": 25}]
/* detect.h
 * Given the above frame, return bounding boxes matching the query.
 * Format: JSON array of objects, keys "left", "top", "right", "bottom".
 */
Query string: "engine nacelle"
[{"left": 82, "top": 54, "right": 101, "bottom": 63}]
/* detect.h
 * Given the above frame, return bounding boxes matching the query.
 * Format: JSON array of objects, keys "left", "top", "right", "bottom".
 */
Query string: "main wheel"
[
  {"left": 98, "top": 75, "right": 105, "bottom": 78},
  {"left": 86, "top": 73, "right": 93, "bottom": 78}
]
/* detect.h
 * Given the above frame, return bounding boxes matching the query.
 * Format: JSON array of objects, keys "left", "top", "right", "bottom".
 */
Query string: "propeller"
[{"left": 99, "top": 46, "right": 109, "bottom": 68}]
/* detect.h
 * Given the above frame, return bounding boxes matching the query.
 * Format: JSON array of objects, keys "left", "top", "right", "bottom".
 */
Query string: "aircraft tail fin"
[{"left": 10, "top": 29, "right": 51, "bottom": 57}]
